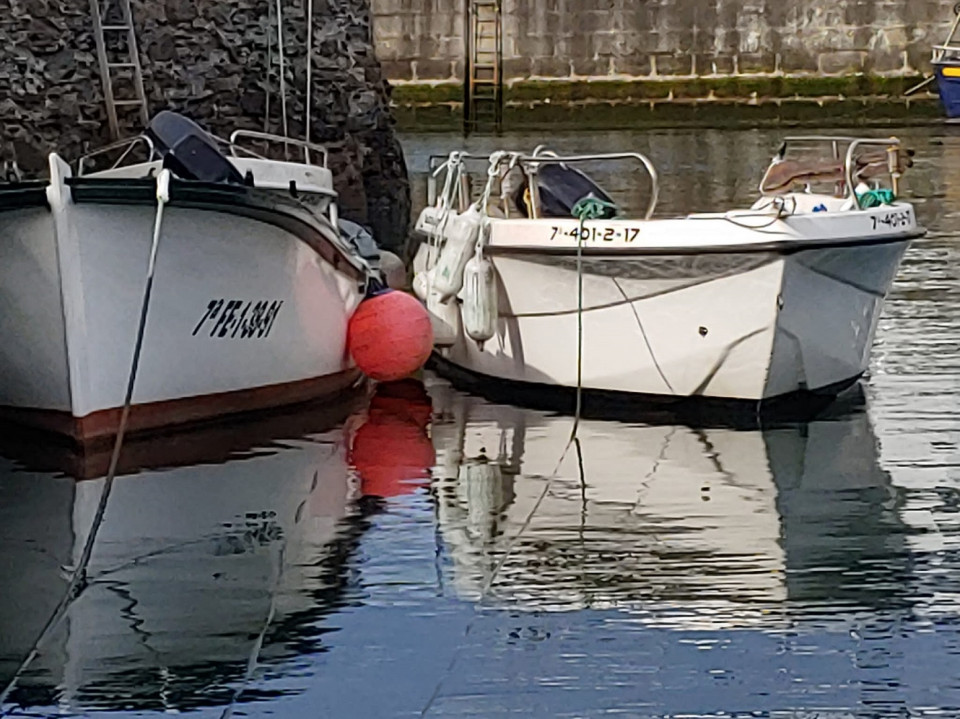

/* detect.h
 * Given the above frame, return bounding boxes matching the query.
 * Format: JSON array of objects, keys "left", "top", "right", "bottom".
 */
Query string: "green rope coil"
[
  {"left": 857, "top": 188, "right": 897, "bottom": 209},
  {"left": 572, "top": 195, "right": 619, "bottom": 221}
]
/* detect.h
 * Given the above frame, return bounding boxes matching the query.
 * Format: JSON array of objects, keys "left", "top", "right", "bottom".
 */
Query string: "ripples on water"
[{"left": 1, "top": 126, "right": 960, "bottom": 718}]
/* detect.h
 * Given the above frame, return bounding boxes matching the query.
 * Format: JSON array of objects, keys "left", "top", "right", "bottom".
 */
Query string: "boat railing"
[
  {"left": 76, "top": 130, "right": 331, "bottom": 177},
  {"left": 228, "top": 130, "right": 330, "bottom": 169},
  {"left": 759, "top": 136, "right": 907, "bottom": 209},
  {"left": 426, "top": 149, "right": 660, "bottom": 221},
  {"left": 522, "top": 150, "right": 660, "bottom": 221},
  {"left": 76, "top": 136, "right": 157, "bottom": 176}
]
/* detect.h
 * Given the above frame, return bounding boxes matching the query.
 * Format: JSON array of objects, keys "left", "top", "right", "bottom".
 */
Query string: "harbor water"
[{"left": 2, "top": 125, "right": 960, "bottom": 718}]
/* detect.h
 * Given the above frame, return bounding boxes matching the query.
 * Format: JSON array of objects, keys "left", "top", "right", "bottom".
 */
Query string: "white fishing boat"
[
  {"left": 0, "top": 111, "right": 424, "bottom": 442},
  {"left": 413, "top": 137, "right": 924, "bottom": 413}
]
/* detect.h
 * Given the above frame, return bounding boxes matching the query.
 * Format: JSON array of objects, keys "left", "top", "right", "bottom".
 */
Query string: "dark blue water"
[{"left": 2, "top": 126, "right": 960, "bottom": 718}]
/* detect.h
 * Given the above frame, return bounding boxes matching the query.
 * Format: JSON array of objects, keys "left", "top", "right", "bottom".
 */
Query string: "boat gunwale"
[
  {"left": 482, "top": 230, "right": 925, "bottom": 258},
  {"left": 65, "top": 175, "right": 369, "bottom": 282},
  {"left": 0, "top": 181, "right": 50, "bottom": 213}
]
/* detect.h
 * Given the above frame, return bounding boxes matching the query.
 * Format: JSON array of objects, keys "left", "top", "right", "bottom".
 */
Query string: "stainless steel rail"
[
  {"left": 228, "top": 130, "right": 330, "bottom": 168},
  {"left": 427, "top": 149, "right": 660, "bottom": 220},
  {"left": 77, "top": 136, "right": 156, "bottom": 176}
]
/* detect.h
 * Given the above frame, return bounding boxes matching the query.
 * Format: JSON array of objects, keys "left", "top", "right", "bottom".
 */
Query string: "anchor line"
[{"left": 0, "top": 171, "right": 172, "bottom": 714}]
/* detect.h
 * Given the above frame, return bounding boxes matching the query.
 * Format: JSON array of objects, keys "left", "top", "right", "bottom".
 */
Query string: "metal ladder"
[
  {"left": 465, "top": 0, "right": 503, "bottom": 133},
  {"left": 90, "top": 0, "right": 149, "bottom": 140}
]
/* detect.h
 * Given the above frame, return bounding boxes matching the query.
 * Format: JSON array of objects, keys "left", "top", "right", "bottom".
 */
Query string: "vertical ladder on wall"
[
  {"left": 90, "top": 0, "right": 149, "bottom": 141},
  {"left": 465, "top": 0, "right": 503, "bottom": 133}
]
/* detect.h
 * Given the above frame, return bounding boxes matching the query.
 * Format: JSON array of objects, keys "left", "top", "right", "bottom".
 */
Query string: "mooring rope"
[
  {"left": 0, "top": 171, "right": 172, "bottom": 714},
  {"left": 420, "top": 190, "right": 612, "bottom": 718}
]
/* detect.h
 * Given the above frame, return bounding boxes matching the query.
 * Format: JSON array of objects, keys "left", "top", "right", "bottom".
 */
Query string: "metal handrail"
[
  {"left": 229, "top": 130, "right": 329, "bottom": 168},
  {"left": 844, "top": 138, "right": 903, "bottom": 208},
  {"left": 517, "top": 151, "right": 660, "bottom": 221},
  {"left": 76, "top": 135, "right": 157, "bottom": 176},
  {"left": 427, "top": 149, "right": 660, "bottom": 220}
]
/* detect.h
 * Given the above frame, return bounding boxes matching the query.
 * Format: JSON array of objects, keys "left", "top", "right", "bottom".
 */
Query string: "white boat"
[
  {"left": 0, "top": 111, "right": 409, "bottom": 443},
  {"left": 413, "top": 137, "right": 925, "bottom": 413}
]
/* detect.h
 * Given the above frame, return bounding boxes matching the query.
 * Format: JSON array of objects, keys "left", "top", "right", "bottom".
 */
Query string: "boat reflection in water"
[
  {"left": 0, "top": 383, "right": 435, "bottom": 714},
  {"left": 429, "top": 377, "right": 910, "bottom": 627},
  {"left": 0, "top": 374, "right": 913, "bottom": 714}
]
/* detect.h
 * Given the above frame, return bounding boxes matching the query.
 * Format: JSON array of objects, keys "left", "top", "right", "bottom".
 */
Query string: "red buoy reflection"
[{"left": 349, "top": 379, "right": 436, "bottom": 498}]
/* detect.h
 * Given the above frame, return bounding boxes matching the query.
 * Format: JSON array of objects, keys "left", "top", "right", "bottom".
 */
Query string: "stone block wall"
[
  {"left": 0, "top": 0, "right": 410, "bottom": 251},
  {"left": 371, "top": 0, "right": 956, "bottom": 88}
]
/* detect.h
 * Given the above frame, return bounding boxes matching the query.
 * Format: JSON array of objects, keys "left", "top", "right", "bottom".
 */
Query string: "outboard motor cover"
[{"left": 145, "top": 111, "right": 245, "bottom": 185}]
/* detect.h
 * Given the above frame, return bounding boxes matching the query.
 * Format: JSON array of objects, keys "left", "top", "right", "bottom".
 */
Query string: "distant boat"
[
  {"left": 412, "top": 137, "right": 923, "bottom": 414},
  {"left": 0, "top": 111, "right": 417, "bottom": 443},
  {"left": 933, "top": 5, "right": 960, "bottom": 118}
]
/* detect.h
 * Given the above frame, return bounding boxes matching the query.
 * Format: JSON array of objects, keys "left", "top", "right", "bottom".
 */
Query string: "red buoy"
[{"left": 347, "top": 290, "right": 434, "bottom": 382}]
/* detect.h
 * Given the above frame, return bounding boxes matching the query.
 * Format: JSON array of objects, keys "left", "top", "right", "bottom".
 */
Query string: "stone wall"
[
  {"left": 0, "top": 0, "right": 410, "bottom": 252},
  {"left": 372, "top": 0, "right": 955, "bottom": 87}
]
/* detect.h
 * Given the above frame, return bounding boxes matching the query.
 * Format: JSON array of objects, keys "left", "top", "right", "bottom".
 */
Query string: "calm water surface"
[{"left": 2, "top": 126, "right": 960, "bottom": 718}]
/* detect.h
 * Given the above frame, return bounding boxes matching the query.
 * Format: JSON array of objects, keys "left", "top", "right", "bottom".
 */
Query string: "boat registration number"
[
  {"left": 550, "top": 225, "right": 641, "bottom": 243},
  {"left": 871, "top": 209, "right": 912, "bottom": 231},
  {"left": 193, "top": 299, "right": 284, "bottom": 339}
]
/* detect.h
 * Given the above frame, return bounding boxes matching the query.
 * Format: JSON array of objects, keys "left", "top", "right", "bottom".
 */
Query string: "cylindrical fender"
[{"left": 462, "top": 254, "right": 498, "bottom": 347}]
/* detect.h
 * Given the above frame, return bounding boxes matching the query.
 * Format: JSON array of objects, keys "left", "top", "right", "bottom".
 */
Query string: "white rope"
[
  {"left": 305, "top": 0, "right": 313, "bottom": 153},
  {"left": 275, "top": 0, "right": 289, "bottom": 151},
  {"left": 264, "top": 0, "right": 272, "bottom": 133}
]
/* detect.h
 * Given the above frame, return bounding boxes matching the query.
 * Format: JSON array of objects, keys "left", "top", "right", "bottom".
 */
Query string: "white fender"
[
  {"left": 426, "top": 289, "right": 460, "bottom": 348},
  {"left": 432, "top": 205, "right": 483, "bottom": 301},
  {"left": 412, "top": 240, "right": 439, "bottom": 277},
  {"left": 462, "top": 254, "right": 498, "bottom": 347},
  {"left": 412, "top": 269, "right": 433, "bottom": 301}
]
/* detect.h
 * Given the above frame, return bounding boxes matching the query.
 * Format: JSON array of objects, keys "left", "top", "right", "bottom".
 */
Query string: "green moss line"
[
  {"left": 389, "top": 74, "right": 934, "bottom": 107},
  {"left": 393, "top": 96, "right": 943, "bottom": 132}
]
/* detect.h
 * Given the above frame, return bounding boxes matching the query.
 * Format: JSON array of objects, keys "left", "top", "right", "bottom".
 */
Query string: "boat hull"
[
  {"left": 0, "top": 162, "right": 366, "bottom": 442},
  {"left": 432, "top": 240, "right": 910, "bottom": 407},
  {"left": 935, "top": 61, "right": 960, "bottom": 118}
]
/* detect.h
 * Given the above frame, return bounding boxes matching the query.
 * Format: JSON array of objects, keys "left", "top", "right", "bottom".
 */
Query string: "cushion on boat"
[{"left": 760, "top": 148, "right": 914, "bottom": 195}]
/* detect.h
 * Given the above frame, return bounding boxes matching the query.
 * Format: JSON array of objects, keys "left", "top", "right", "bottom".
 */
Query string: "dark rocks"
[{"left": 0, "top": 0, "right": 411, "bottom": 253}]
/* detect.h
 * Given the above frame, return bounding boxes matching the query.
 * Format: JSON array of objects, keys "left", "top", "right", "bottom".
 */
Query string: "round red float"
[{"left": 347, "top": 290, "right": 434, "bottom": 382}]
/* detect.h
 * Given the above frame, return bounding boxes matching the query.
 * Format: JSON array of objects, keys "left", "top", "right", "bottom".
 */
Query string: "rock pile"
[{"left": 0, "top": 0, "right": 410, "bottom": 252}]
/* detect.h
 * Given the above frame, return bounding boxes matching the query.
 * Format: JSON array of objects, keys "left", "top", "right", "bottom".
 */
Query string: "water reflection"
[
  {"left": 430, "top": 378, "right": 910, "bottom": 625},
  {"left": 0, "top": 374, "right": 951, "bottom": 717},
  {"left": 0, "top": 393, "right": 377, "bottom": 713}
]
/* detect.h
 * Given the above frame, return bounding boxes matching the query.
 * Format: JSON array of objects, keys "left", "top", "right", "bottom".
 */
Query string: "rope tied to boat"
[{"left": 564, "top": 195, "right": 617, "bottom": 441}]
